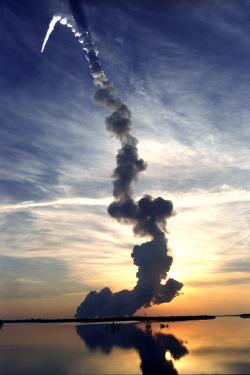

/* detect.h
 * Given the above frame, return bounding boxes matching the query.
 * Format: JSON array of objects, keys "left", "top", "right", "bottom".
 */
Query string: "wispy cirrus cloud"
[{"left": 1, "top": 0, "right": 249, "bottom": 318}]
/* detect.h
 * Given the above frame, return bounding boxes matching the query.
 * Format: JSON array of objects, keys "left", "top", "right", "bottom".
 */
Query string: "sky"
[{"left": 0, "top": 0, "right": 249, "bottom": 320}]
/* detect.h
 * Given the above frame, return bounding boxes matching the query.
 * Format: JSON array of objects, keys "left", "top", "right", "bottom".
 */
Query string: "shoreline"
[
  {"left": 1, "top": 315, "right": 218, "bottom": 324},
  {"left": 2, "top": 313, "right": 249, "bottom": 324}
]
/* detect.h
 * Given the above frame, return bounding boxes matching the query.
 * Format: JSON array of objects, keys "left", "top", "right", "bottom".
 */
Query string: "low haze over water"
[{"left": 1, "top": 317, "right": 250, "bottom": 374}]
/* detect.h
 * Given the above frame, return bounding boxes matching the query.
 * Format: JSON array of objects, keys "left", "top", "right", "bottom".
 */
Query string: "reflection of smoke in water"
[
  {"left": 76, "top": 323, "right": 188, "bottom": 375},
  {"left": 41, "top": 1, "right": 183, "bottom": 318}
]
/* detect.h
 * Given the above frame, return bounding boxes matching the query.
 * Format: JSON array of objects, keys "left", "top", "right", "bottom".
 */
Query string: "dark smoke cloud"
[
  {"left": 109, "top": 195, "right": 173, "bottom": 237},
  {"left": 75, "top": 234, "right": 183, "bottom": 318},
  {"left": 59, "top": 0, "right": 184, "bottom": 318},
  {"left": 94, "top": 87, "right": 133, "bottom": 137}
]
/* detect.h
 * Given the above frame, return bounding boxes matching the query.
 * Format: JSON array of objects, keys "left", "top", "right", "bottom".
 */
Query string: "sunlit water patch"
[{"left": 0, "top": 317, "right": 249, "bottom": 374}]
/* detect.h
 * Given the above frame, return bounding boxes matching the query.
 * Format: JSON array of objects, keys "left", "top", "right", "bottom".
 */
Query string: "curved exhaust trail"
[
  {"left": 41, "top": 4, "right": 183, "bottom": 318},
  {"left": 41, "top": 14, "right": 61, "bottom": 53}
]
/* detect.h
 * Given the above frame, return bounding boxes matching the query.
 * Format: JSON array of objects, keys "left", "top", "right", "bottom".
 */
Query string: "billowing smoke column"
[{"left": 42, "top": 0, "right": 183, "bottom": 318}]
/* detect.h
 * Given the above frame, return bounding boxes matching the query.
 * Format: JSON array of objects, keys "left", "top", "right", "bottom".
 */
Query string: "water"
[{"left": 0, "top": 317, "right": 250, "bottom": 374}]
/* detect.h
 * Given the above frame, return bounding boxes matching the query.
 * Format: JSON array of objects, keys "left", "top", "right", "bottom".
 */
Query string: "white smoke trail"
[
  {"left": 41, "top": 14, "right": 109, "bottom": 88},
  {"left": 41, "top": 14, "right": 62, "bottom": 53},
  {"left": 41, "top": 13, "right": 183, "bottom": 318},
  {"left": 41, "top": 13, "right": 83, "bottom": 53}
]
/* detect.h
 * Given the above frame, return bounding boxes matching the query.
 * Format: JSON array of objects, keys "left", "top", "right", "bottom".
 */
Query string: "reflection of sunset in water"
[
  {"left": 165, "top": 350, "right": 172, "bottom": 361},
  {"left": 77, "top": 321, "right": 188, "bottom": 374},
  {"left": 161, "top": 317, "right": 250, "bottom": 374},
  {"left": 0, "top": 318, "right": 249, "bottom": 374}
]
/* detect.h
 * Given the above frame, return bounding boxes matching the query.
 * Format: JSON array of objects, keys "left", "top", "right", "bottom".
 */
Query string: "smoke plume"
[{"left": 42, "top": 0, "right": 183, "bottom": 318}]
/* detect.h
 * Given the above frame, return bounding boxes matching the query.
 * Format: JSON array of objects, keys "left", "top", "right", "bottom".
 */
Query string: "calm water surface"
[{"left": 0, "top": 317, "right": 250, "bottom": 374}]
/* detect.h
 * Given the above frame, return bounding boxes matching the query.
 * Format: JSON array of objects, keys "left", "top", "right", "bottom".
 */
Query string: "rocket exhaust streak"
[
  {"left": 42, "top": 5, "right": 183, "bottom": 318},
  {"left": 41, "top": 14, "right": 62, "bottom": 53}
]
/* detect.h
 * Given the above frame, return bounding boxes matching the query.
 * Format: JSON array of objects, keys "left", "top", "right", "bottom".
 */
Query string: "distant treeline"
[
  {"left": 240, "top": 314, "right": 250, "bottom": 318},
  {"left": 3, "top": 313, "right": 250, "bottom": 324},
  {"left": 3, "top": 315, "right": 217, "bottom": 324}
]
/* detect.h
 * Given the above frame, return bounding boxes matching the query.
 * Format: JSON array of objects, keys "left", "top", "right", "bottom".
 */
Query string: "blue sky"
[{"left": 0, "top": 0, "right": 249, "bottom": 319}]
